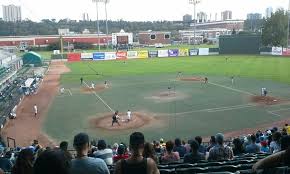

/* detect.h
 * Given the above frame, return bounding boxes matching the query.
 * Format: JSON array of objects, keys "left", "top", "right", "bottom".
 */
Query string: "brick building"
[{"left": 138, "top": 31, "right": 171, "bottom": 46}]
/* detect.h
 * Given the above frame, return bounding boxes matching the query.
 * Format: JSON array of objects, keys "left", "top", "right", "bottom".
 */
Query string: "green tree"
[{"left": 262, "top": 9, "right": 289, "bottom": 47}]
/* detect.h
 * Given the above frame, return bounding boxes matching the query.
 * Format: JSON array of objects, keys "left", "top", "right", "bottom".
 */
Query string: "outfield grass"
[{"left": 63, "top": 55, "right": 290, "bottom": 85}]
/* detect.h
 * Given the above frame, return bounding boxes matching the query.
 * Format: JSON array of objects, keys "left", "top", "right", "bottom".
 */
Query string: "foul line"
[
  {"left": 267, "top": 111, "right": 283, "bottom": 117},
  {"left": 167, "top": 103, "right": 257, "bottom": 116},
  {"left": 269, "top": 107, "right": 290, "bottom": 113},
  {"left": 208, "top": 82, "right": 255, "bottom": 96},
  {"left": 83, "top": 81, "right": 114, "bottom": 112},
  {"left": 67, "top": 89, "right": 73, "bottom": 96}
]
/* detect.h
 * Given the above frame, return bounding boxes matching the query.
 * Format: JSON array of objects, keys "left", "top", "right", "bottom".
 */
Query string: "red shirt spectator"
[{"left": 113, "top": 144, "right": 129, "bottom": 163}]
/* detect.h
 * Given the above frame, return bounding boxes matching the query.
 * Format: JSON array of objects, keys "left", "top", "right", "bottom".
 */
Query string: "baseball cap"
[{"left": 73, "top": 133, "right": 89, "bottom": 147}]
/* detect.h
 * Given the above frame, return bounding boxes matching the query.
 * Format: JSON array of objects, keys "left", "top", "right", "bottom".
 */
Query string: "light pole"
[
  {"left": 189, "top": 0, "right": 201, "bottom": 47},
  {"left": 92, "top": 0, "right": 101, "bottom": 52},
  {"left": 287, "top": 0, "right": 290, "bottom": 48},
  {"left": 105, "top": 0, "right": 110, "bottom": 49}
]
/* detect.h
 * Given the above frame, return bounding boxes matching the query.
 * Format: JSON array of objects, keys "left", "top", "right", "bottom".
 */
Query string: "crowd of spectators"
[{"left": 0, "top": 124, "right": 289, "bottom": 174}]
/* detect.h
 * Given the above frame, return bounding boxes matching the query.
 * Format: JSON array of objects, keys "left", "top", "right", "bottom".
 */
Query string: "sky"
[{"left": 0, "top": 0, "right": 289, "bottom": 22}]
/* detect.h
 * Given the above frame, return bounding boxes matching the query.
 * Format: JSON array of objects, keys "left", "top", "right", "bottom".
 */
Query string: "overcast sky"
[{"left": 0, "top": 0, "right": 289, "bottom": 21}]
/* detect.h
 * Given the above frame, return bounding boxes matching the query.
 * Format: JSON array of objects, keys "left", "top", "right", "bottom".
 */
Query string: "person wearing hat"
[
  {"left": 93, "top": 140, "right": 113, "bottom": 165},
  {"left": 70, "top": 133, "right": 109, "bottom": 174}
]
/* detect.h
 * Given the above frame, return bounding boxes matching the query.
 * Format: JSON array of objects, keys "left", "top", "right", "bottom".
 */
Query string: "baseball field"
[{"left": 4, "top": 55, "right": 290, "bottom": 146}]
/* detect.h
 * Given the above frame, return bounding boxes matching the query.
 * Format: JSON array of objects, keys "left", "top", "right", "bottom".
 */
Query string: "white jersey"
[
  {"left": 34, "top": 105, "right": 38, "bottom": 113},
  {"left": 127, "top": 111, "right": 131, "bottom": 120}
]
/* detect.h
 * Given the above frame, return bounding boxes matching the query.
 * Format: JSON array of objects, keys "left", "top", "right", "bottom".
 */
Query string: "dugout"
[
  {"left": 219, "top": 34, "right": 261, "bottom": 54},
  {"left": 22, "top": 51, "right": 42, "bottom": 67}
]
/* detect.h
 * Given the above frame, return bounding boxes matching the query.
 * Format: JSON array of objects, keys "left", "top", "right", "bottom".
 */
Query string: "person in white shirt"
[
  {"left": 127, "top": 110, "right": 132, "bottom": 122},
  {"left": 91, "top": 83, "right": 95, "bottom": 89},
  {"left": 34, "top": 104, "right": 38, "bottom": 117}
]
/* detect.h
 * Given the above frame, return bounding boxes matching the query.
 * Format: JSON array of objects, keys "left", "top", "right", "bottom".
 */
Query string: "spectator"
[
  {"left": 173, "top": 138, "right": 186, "bottom": 157},
  {"left": 195, "top": 136, "right": 206, "bottom": 154},
  {"left": 113, "top": 144, "right": 129, "bottom": 163},
  {"left": 0, "top": 150, "right": 13, "bottom": 172},
  {"left": 232, "top": 138, "right": 245, "bottom": 156},
  {"left": 253, "top": 147, "right": 290, "bottom": 172},
  {"left": 161, "top": 140, "right": 180, "bottom": 163},
  {"left": 143, "top": 142, "right": 158, "bottom": 164},
  {"left": 208, "top": 133, "right": 233, "bottom": 161},
  {"left": 153, "top": 141, "right": 162, "bottom": 153},
  {"left": 94, "top": 140, "right": 113, "bottom": 165},
  {"left": 270, "top": 132, "right": 281, "bottom": 153},
  {"left": 114, "top": 132, "right": 159, "bottom": 174},
  {"left": 70, "top": 133, "right": 109, "bottom": 174},
  {"left": 245, "top": 134, "right": 260, "bottom": 153},
  {"left": 281, "top": 135, "right": 290, "bottom": 151},
  {"left": 184, "top": 139, "right": 192, "bottom": 154},
  {"left": 112, "top": 143, "right": 119, "bottom": 156},
  {"left": 284, "top": 124, "right": 290, "bottom": 135},
  {"left": 260, "top": 141, "right": 270, "bottom": 153},
  {"left": 0, "top": 168, "right": 4, "bottom": 174},
  {"left": 183, "top": 140, "right": 205, "bottom": 163},
  {"left": 206, "top": 136, "right": 216, "bottom": 152},
  {"left": 59, "top": 141, "right": 72, "bottom": 160},
  {"left": 12, "top": 148, "right": 34, "bottom": 174},
  {"left": 34, "top": 150, "right": 71, "bottom": 174}
]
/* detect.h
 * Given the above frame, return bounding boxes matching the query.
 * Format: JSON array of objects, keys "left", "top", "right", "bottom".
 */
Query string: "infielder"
[
  {"left": 112, "top": 111, "right": 120, "bottom": 126},
  {"left": 34, "top": 104, "right": 38, "bottom": 117},
  {"left": 127, "top": 110, "right": 132, "bottom": 122}
]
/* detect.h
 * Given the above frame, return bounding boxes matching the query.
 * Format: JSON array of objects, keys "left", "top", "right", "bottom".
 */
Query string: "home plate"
[{"left": 273, "top": 100, "right": 277, "bottom": 102}]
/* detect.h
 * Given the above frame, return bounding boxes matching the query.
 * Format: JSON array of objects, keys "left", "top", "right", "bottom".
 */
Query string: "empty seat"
[{"left": 176, "top": 167, "right": 208, "bottom": 174}]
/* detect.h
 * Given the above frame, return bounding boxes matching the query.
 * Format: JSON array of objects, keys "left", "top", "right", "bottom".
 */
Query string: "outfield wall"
[{"left": 52, "top": 48, "right": 219, "bottom": 61}]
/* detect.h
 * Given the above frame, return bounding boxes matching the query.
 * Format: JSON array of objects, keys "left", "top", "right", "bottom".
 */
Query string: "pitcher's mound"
[
  {"left": 251, "top": 96, "right": 284, "bottom": 105},
  {"left": 179, "top": 77, "right": 204, "bottom": 82},
  {"left": 81, "top": 85, "right": 108, "bottom": 94},
  {"left": 89, "top": 112, "right": 159, "bottom": 131},
  {"left": 146, "top": 91, "right": 187, "bottom": 103}
]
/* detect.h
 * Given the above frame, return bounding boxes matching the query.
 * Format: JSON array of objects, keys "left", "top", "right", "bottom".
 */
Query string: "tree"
[{"left": 262, "top": 9, "right": 289, "bottom": 47}]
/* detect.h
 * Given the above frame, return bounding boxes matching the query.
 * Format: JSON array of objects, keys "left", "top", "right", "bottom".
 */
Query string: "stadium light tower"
[
  {"left": 287, "top": 0, "right": 290, "bottom": 48},
  {"left": 105, "top": 0, "right": 110, "bottom": 49},
  {"left": 189, "top": 0, "right": 201, "bottom": 47},
  {"left": 92, "top": 0, "right": 101, "bottom": 52}
]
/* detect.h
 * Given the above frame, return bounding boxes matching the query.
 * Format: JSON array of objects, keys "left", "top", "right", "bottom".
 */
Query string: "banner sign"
[
  {"left": 158, "top": 50, "right": 169, "bottom": 58},
  {"left": 179, "top": 49, "right": 189, "bottom": 57},
  {"left": 189, "top": 49, "right": 198, "bottom": 56},
  {"left": 127, "top": 51, "right": 138, "bottom": 59},
  {"left": 282, "top": 48, "right": 290, "bottom": 56},
  {"left": 105, "top": 52, "right": 117, "bottom": 60},
  {"left": 272, "top": 47, "right": 283, "bottom": 56},
  {"left": 168, "top": 49, "right": 179, "bottom": 57},
  {"left": 81, "top": 53, "right": 93, "bottom": 59},
  {"left": 137, "top": 51, "right": 149, "bottom": 58},
  {"left": 149, "top": 51, "right": 158, "bottom": 58},
  {"left": 116, "top": 51, "right": 127, "bottom": 60},
  {"left": 93, "top": 52, "right": 105, "bottom": 60},
  {"left": 198, "top": 48, "right": 209, "bottom": 56}
]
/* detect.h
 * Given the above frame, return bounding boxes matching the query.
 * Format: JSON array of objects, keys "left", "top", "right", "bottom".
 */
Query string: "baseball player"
[
  {"left": 80, "top": 77, "right": 83, "bottom": 85},
  {"left": 60, "top": 87, "right": 65, "bottom": 94},
  {"left": 104, "top": 81, "right": 108, "bottom": 88},
  {"left": 112, "top": 111, "right": 120, "bottom": 126},
  {"left": 231, "top": 76, "right": 234, "bottom": 85},
  {"left": 34, "top": 104, "right": 38, "bottom": 117},
  {"left": 204, "top": 77, "right": 208, "bottom": 84},
  {"left": 127, "top": 110, "right": 132, "bottom": 122},
  {"left": 91, "top": 83, "right": 95, "bottom": 89}
]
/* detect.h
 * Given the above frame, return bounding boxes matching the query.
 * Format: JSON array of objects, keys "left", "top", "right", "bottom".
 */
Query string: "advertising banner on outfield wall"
[
  {"left": 81, "top": 53, "right": 93, "bottom": 59},
  {"left": 189, "top": 49, "right": 198, "bottom": 56},
  {"left": 93, "top": 53, "right": 105, "bottom": 60},
  {"left": 116, "top": 51, "right": 127, "bottom": 60},
  {"left": 158, "top": 50, "right": 169, "bottom": 58},
  {"left": 149, "top": 51, "right": 158, "bottom": 58},
  {"left": 168, "top": 49, "right": 179, "bottom": 57},
  {"left": 198, "top": 48, "right": 209, "bottom": 56},
  {"left": 272, "top": 47, "right": 283, "bottom": 56},
  {"left": 105, "top": 52, "right": 117, "bottom": 60},
  {"left": 137, "top": 51, "right": 149, "bottom": 58},
  {"left": 67, "top": 53, "right": 81, "bottom": 62},
  {"left": 127, "top": 51, "right": 138, "bottom": 59},
  {"left": 282, "top": 48, "right": 290, "bottom": 56},
  {"left": 179, "top": 49, "right": 189, "bottom": 57}
]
